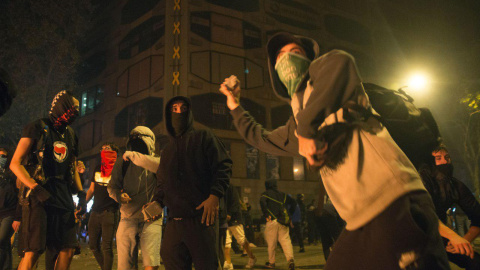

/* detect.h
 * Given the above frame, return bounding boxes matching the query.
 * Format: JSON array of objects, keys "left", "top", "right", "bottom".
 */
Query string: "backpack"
[
  {"left": 262, "top": 194, "right": 291, "bottom": 226},
  {"left": 362, "top": 83, "right": 442, "bottom": 167}
]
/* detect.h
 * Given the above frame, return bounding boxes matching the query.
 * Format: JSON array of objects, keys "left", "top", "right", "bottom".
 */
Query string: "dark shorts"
[
  {"left": 325, "top": 191, "right": 450, "bottom": 270},
  {"left": 19, "top": 195, "right": 78, "bottom": 254}
]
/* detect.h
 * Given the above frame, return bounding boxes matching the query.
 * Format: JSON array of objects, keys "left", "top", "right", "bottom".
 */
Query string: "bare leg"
[
  {"left": 54, "top": 248, "right": 74, "bottom": 270},
  {"left": 18, "top": 252, "right": 41, "bottom": 270},
  {"left": 242, "top": 241, "right": 254, "bottom": 259},
  {"left": 225, "top": 247, "right": 232, "bottom": 264}
]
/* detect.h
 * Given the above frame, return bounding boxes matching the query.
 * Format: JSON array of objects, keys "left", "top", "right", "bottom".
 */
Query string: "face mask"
[
  {"left": 435, "top": 163, "right": 454, "bottom": 178},
  {"left": 0, "top": 156, "right": 7, "bottom": 170},
  {"left": 101, "top": 150, "right": 117, "bottom": 177},
  {"left": 171, "top": 111, "right": 189, "bottom": 136},
  {"left": 275, "top": 52, "right": 311, "bottom": 97},
  {"left": 129, "top": 138, "right": 149, "bottom": 155}
]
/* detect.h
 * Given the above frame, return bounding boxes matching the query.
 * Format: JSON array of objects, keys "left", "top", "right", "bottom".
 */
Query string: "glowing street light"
[{"left": 406, "top": 72, "right": 430, "bottom": 94}]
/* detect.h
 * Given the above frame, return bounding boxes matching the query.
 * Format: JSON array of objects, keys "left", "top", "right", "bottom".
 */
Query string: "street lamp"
[{"left": 407, "top": 72, "right": 430, "bottom": 94}]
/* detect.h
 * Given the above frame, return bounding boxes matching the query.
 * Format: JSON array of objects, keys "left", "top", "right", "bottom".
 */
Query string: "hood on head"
[
  {"left": 127, "top": 126, "right": 156, "bottom": 155},
  {"left": 49, "top": 90, "right": 79, "bottom": 130},
  {"left": 267, "top": 32, "right": 320, "bottom": 103},
  {"left": 265, "top": 179, "right": 278, "bottom": 190},
  {"left": 165, "top": 96, "right": 194, "bottom": 137}
]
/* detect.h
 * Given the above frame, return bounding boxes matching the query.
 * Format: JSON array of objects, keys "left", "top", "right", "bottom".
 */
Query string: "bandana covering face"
[
  {"left": 275, "top": 52, "right": 311, "bottom": 97},
  {"left": 49, "top": 90, "right": 79, "bottom": 130},
  {"left": 171, "top": 111, "right": 189, "bottom": 136},
  {"left": 101, "top": 150, "right": 117, "bottom": 177}
]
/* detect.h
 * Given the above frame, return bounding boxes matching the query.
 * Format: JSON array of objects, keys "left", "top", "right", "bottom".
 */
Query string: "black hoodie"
[
  {"left": 260, "top": 180, "right": 296, "bottom": 226},
  {"left": 154, "top": 96, "right": 232, "bottom": 218}
]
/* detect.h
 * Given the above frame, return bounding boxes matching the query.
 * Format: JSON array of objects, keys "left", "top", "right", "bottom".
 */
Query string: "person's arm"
[
  {"left": 123, "top": 151, "right": 160, "bottom": 173},
  {"left": 196, "top": 131, "right": 232, "bottom": 226},
  {"left": 73, "top": 159, "right": 83, "bottom": 192},
  {"left": 260, "top": 195, "right": 270, "bottom": 221},
  {"left": 439, "top": 221, "right": 474, "bottom": 258},
  {"left": 220, "top": 79, "right": 300, "bottom": 157},
  {"left": 86, "top": 182, "right": 94, "bottom": 203},
  {"left": 9, "top": 138, "right": 37, "bottom": 189},
  {"left": 296, "top": 50, "right": 363, "bottom": 165},
  {"left": 454, "top": 180, "right": 480, "bottom": 242}
]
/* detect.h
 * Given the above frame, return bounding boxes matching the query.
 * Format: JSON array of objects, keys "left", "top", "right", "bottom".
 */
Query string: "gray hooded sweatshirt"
[
  {"left": 108, "top": 126, "right": 157, "bottom": 219},
  {"left": 230, "top": 33, "right": 426, "bottom": 230}
]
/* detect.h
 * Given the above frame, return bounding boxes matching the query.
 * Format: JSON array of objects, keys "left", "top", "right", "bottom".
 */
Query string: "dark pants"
[
  {"left": 292, "top": 222, "right": 304, "bottom": 249},
  {"left": 0, "top": 216, "right": 14, "bottom": 270},
  {"left": 325, "top": 191, "right": 450, "bottom": 270},
  {"left": 88, "top": 210, "right": 118, "bottom": 270},
  {"left": 219, "top": 226, "right": 227, "bottom": 267},
  {"left": 316, "top": 213, "right": 343, "bottom": 260},
  {"left": 161, "top": 217, "right": 218, "bottom": 270},
  {"left": 447, "top": 245, "right": 480, "bottom": 269}
]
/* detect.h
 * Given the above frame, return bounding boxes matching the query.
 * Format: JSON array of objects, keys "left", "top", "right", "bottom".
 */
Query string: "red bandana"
[{"left": 101, "top": 150, "right": 117, "bottom": 177}]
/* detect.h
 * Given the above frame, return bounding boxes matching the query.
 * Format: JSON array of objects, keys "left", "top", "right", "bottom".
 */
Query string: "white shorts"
[{"left": 225, "top": 224, "right": 247, "bottom": 248}]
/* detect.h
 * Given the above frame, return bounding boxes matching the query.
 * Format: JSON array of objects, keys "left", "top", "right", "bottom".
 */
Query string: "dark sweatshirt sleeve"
[
  {"left": 204, "top": 130, "right": 232, "bottom": 199},
  {"left": 107, "top": 157, "right": 124, "bottom": 203},
  {"left": 296, "top": 50, "right": 362, "bottom": 139},
  {"left": 455, "top": 179, "right": 480, "bottom": 228},
  {"left": 230, "top": 106, "right": 300, "bottom": 157},
  {"left": 153, "top": 167, "right": 165, "bottom": 208},
  {"left": 260, "top": 194, "right": 269, "bottom": 219}
]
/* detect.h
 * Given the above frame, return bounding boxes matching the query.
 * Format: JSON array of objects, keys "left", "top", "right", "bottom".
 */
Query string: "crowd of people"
[{"left": 0, "top": 31, "right": 480, "bottom": 270}]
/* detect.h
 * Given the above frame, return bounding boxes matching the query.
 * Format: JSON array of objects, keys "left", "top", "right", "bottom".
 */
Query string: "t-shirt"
[
  {"left": 91, "top": 166, "right": 118, "bottom": 213},
  {"left": 22, "top": 118, "right": 78, "bottom": 211}
]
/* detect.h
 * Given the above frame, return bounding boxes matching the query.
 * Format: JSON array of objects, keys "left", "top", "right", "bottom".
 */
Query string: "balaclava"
[
  {"left": 101, "top": 149, "right": 117, "bottom": 177},
  {"left": 49, "top": 90, "right": 79, "bottom": 130},
  {"left": 275, "top": 52, "right": 311, "bottom": 97},
  {"left": 433, "top": 163, "right": 457, "bottom": 202},
  {"left": 171, "top": 110, "right": 189, "bottom": 136},
  {"left": 129, "top": 137, "right": 149, "bottom": 155}
]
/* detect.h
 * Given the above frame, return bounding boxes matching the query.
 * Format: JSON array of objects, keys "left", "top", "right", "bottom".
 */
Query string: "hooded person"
[
  {"left": 419, "top": 146, "right": 480, "bottom": 269},
  {"left": 147, "top": 95, "right": 232, "bottom": 270},
  {"left": 9, "top": 90, "right": 84, "bottom": 270},
  {"left": 219, "top": 32, "right": 450, "bottom": 269},
  {"left": 107, "top": 126, "right": 162, "bottom": 270},
  {"left": 260, "top": 180, "right": 296, "bottom": 269}
]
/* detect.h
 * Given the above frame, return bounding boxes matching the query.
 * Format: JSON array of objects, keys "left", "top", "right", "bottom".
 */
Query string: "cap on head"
[{"left": 267, "top": 32, "right": 316, "bottom": 67}]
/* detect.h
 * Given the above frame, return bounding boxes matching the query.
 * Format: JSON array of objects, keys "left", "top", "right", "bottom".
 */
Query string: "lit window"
[{"left": 80, "top": 85, "right": 104, "bottom": 116}]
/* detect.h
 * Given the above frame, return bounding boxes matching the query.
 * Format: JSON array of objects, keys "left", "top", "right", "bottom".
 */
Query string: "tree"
[
  {"left": 0, "top": 0, "right": 92, "bottom": 147},
  {"left": 461, "top": 83, "right": 480, "bottom": 196}
]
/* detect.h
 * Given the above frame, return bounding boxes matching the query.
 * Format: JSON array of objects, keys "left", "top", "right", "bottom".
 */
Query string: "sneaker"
[
  {"left": 299, "top": 248, "right": 305, "bottom": 253},
  {"left": 288, "top": 259, "right": 295, "bottom": 270},
  {"left": 246, "top": 256, "right": 257, "bottom": 268},
  {"left": 224, "top": 262, "right": 234, "bottom": 270},
  {"left": 265, "top": 262, "right": 275, "bottom": 268},
  {"left": 249, "top": 243, "right": 257, "bottom": 248}
]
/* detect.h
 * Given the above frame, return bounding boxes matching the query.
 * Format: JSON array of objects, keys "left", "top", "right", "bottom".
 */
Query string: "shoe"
[
  {"left": 241, "top": 253, "right": 248, "bottom": 257},
  {"left": 224, "top": 262, "right": 234, "bottom": 270},
  {"left": 288, "top": 259, "right": 295, "bottom": 270},
  {"left": 265, "top": 262, "right": 275, "bottom": 268},
  {"left": 249, "top": 243, "right": 257, "bottom": 248},
  {"left": 299, "top": 248, "right": 305, "bottom": 253},
  {"left": 246, "top": 256, "right": 257, "bottom": 268}
]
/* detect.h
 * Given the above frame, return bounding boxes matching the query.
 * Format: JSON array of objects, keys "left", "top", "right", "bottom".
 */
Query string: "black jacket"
[
  {"left": 0, "top": 169, "right": 19, "bottom": 220},
  {"left": 420, "top": 166, "right": 480, "bottom": 228},
  {"left": 155, "top": 96, "right": 232, "bottom": 218},
  {"left": 260, "top": 180, "right": 297, "bottom": 226},
  {"left": 226, "top": 185, "right": 243, "bottom": 226}
]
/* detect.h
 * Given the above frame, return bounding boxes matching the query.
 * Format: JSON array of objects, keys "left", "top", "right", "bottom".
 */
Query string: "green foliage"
[{"left": 0, "top": 0, "right": 92, "bottom": 147}]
